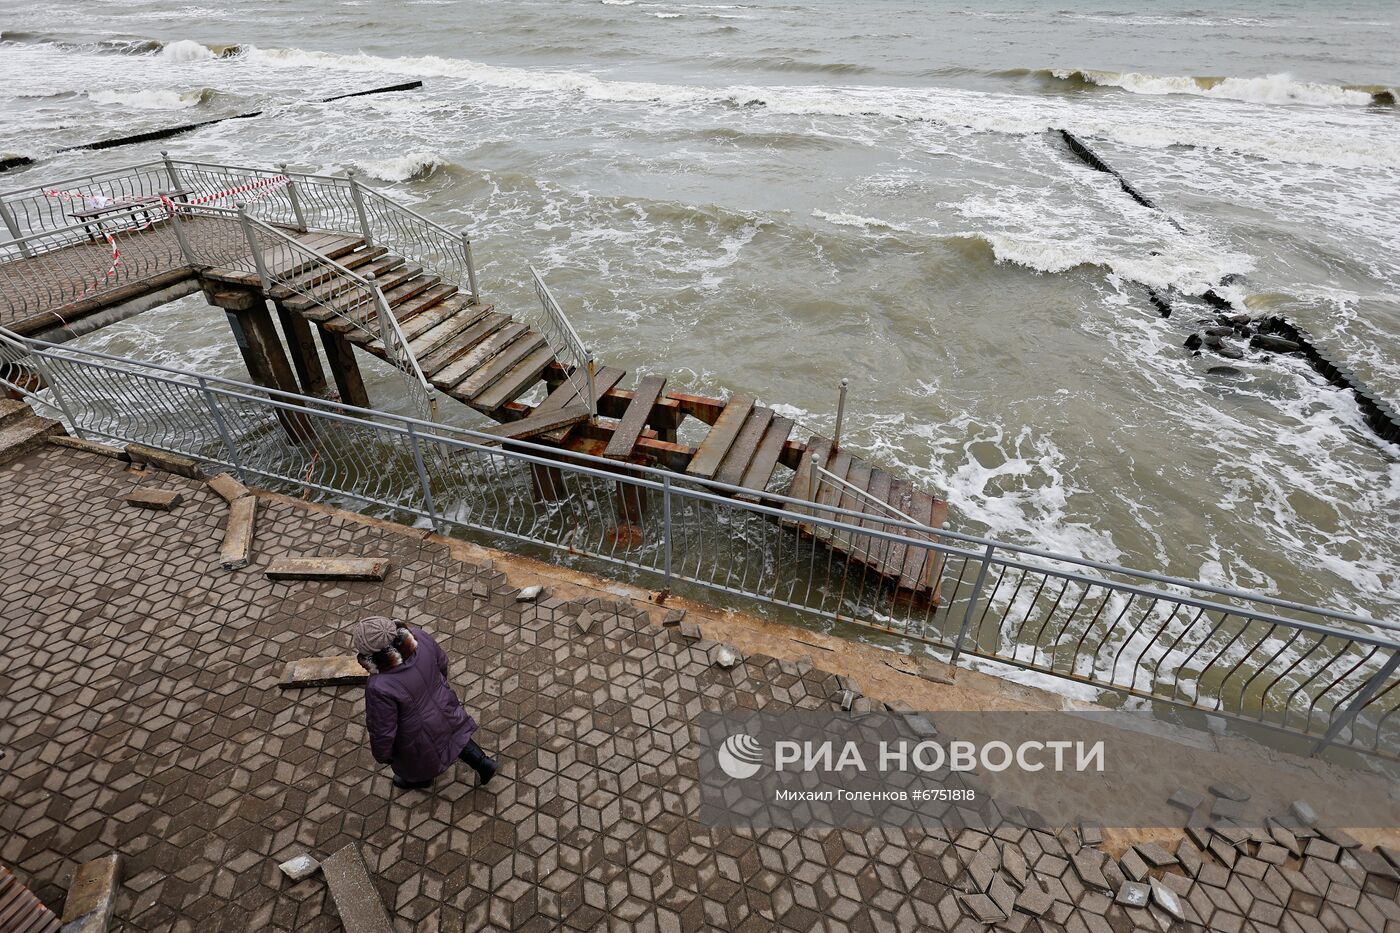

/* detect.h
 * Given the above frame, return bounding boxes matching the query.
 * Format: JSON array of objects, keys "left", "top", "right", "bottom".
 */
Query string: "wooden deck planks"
[
  {"left": 540, "top": 366, "right": 627, "bottom": 443},
  {"left": 470, "top": 343, "right": 556, "bottom": 410},
  {"left": 452, "top": 331, "right": 545, "bottom": 400},
  {"left": 737, "top": 415, "right": 793, "bottom": 494},
  {"left": 482, "top": 403, "right": 589, "bottom": 442},
  {"left": 714, "top": 406, "right": 773, "bottom": 488},
  {"left": 604, "top": 375, "right": 667, "bottom": 460},
  {"left": 429, "top": 319, "right": 521, "bottom": 389},
  {"left": 686, "top": 393, "right": 755, "bottom": 479}
]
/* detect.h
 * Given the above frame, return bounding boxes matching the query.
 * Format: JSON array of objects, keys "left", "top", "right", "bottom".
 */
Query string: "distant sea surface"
[{"left": 1, "top": 0, "right": 1397, "bottom": 620}]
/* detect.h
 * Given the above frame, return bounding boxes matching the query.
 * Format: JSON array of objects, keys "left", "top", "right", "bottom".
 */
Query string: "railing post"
[
  {"left": 161, "top": 150, "right": 183, "bottom": 190},
  {"left": 1310, "top": 650, "right": 1400, "bottom": 757},
  {"left": 662, "top": 474, "right": 673, "bottom": 584},
  {"left": 585, "top": 351, "right": 598, "bottom": 421},
  {"left": 460, "top": 229, "right": 480, "bottom": 304},
  {"left": 24, "top": 349, "right": 83, "bottom": 439},
  {"left": 168, "top": 204, "right": 196, "bottom": 266},
  {"left": 0, "top": 199, "right": 31, "bottom": 259},
  {"left": 833, "top": 377, "right": 849, "bottom": 450},
  {"left": 948, "top": 542, "right": 997, "bottom": 675},
  {"left": 199, "top": 376, "right": 245, "bottom": 478},
  {"left": 407, "top": 423, "right": 440, "bottom": 533},
  {"left": 346, "top": 171, "right": 375, "bottom": 246},
  {"left": 279, "top": 163, "right": 308, "bottom": 232},
  {"left": 236, "top": 203, "right": 271, "bottom": 292},
  {"left": 366, "top": 272, "right": 393, "bottom": 352}
]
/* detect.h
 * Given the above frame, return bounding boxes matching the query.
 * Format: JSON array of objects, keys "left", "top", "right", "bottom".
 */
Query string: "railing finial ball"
[{"left": 364, "top": 271, "right": 376, "bottom": 281}]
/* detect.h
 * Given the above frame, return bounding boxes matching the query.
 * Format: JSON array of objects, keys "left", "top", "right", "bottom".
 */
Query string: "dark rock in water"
[
  {"left": 1206, "top": 325, "right": 1234, "bottom": 337},
  {"left": 1220, "top": 273, "right": 1248, "bottom": 287},
  {"left": 1235, "top": 325, "right": 1254, "bottom": 338},
  {"left": 1215, "top": 346, "right": 1245, "bottom": 360},
  {"left": 1251, "top": 334, "right": 1302, "bottom": 354},
  {"left": 1228, "top": 312, "right": 1252, "bottom": 326},
  {"left": 1184, "top": 333, "right": 1203, "bottom": 351},
  {"left": 1207, "top": 366, "right": 1243, "bottom": 377},
  {"left": 1204, "top": 335, "right": 1224, "bottom": 349}
]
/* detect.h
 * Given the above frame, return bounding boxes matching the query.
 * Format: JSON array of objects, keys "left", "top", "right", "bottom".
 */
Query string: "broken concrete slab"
[
  {"left": 676, "top": 621, "right": 702, "bottom": 641},
  {"left": 278, "top": 854, "right": 321, "bottom": 882},
  {"left": 1149, "top": 878, "right": 1185, "bottom": 921},
  {"left": 660, "top": 608, "right": 687, "bottom": 626},
  {"left": 1115, "top": 880, "right": 1149, "bottom": 908},
  {"left": 125, "top": 444, "right": 204, "bottom": 479},
  {"left": 1209, "top": 781, "right": 1250, "bottom": 802},
  {"left": 321, "top": 843, "right": 392, "bottom": 933},
  {"left": 1290, "top": 800, "right": 1319, "bottom": 826},
  {"left": 1211, "top": 796, "right": 1246, "bottom": 820},
  {"left": 279, "top": 656, "right": 368, "bottom": 689},
  {"left": 712, "top": 645, "right": 740, "bottom": 669},
  {"left": 60, "top": 853, "right": 122, "bottom": 933},
  {"left": 206, "top": 472, "right": 251, "bottom": 503},
  {"left": 1168, "top": 788, "right": 1204, "bottom": 812},
  {"left": 125, "top": 488, "right": 183, "bottom": 512},
  {"left": 48, "top": 435, "right": 127, "bottom": 460},
  {"left": 515, "top": 584, "right": 544, "bottom": 602},
  {"left": 220, "top": 495, "right": 257, "bottom": 570},
  {"left": 265, "top": 557, "right": 390, "bottom": 581}
]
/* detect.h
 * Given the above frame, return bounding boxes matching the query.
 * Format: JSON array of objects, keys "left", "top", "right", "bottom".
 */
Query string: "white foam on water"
[
  {"left": 86, "top": 88, "right": 205, "bottom": 110},
  {"left": 157, "top": 38, "right": 215, "bottom": 62},
  {"left": 811, "top": 209, "right": 916, "bottom": 234}
]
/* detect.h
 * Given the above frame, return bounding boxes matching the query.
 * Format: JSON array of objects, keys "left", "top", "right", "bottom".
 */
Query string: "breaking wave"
[
  {"left": 86, "top": 87, "right": 214, "bottom": 110},
  {"left": 1047, "top": 69, "right": 1397, "bottom": 108},
  {"left": 811, "top": 210, "right": 916, "bottom": 234},
  {"left": 354, "top": 150, "right": 449, "bottom": 182}
]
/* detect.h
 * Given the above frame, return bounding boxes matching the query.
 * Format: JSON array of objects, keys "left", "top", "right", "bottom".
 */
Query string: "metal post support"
[
  {"left": 585, "top": 352, "right": 598, "bottom": 421},
  {"left": 662, "top": 475, "right": 673, "bottom": 584},
  {"left": 407, "top": 423, "right": 440, "bottom": 533},
  {"left": 367, "top": 273, "right": 393, "bottom": 350},
  {"left": 24, "top": 350, "right": 83, "bottom": 439},
  {"left": 236, "top": 203, "right": 271, "bottom": 292},
  {"left": 168, "top": 205, "right": 196, "bottom": 266},
  {"left": 948, "top": 543, "right": 997, "bottom": 674},
  {"left": 161, "top": 150, "right": 183, "bottom": 189},
  {"left": 346, "top": 171, "right": 374, "bottom": 246},
  {"left": 833, "top": 377, "right": 849, "bottom": 450},
  {"left": 460, "top": 230, "right": 480, "bottom": 303},
  {"left": 1310, "top": 651, "right": 1400, "bottom": 757},
  {"left": 0, "top": 199, "right": 31, "bottom": 259},
  {"left": 280, "top": 163, "right": 308, "bottom": 231},
  {"left": 200, "top": 376, "right": 245, "bottom": 477}
]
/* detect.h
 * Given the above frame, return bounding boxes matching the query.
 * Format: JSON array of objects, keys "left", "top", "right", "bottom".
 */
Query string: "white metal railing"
[
  {"left": 2, "top": 328, "right": 1397, "bottom": 763},
  {"left": 530, "top": 266, "right": 597, "bottom": 417}
]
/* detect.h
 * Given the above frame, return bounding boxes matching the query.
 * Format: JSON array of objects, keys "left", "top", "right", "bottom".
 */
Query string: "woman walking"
[{"left": 353, "top": 617, "right": 499, "bottom": 791}]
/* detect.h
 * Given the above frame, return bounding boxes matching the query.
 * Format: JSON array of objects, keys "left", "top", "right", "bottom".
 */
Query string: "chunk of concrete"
[
  {"left": 712, "top": 645, "right": 739, "bottom": 669},
  {"left": 265, "top": 557, "right": 390, "bottom": 581},
  {"left": 1209, "top": 781, "right": 1250, "bottom": 802},
  {"left": 60, "top": 853, "right": 122, "bottom": 933},
  {"left": 48, "top": 435, "right": 127, "bottom": 460},
  {"left": 574, "top": 610, "right": 597, "bottom": 634},
  {"left": 125, "top": 444, "right": 204, "bottom": 479},
  {"left": 516, "top": 584, "right": 544, "bottom": 602},
  {"left": 321, "top": 844, "right": 392, "bottom": 933},
  {"left": 278, "top": 854, "right": 321, "bottom": 882},
  {"left": 1115, "top": 880, "right": 1149, "bottom": 908},
  {"left": 125, "top": 488, "right": 184, "bottom": 511},
  {"left": 1149, "top": 878, "right": 1185, "bottom": 921},
  {"left": 661, "top": 608, "right": 687, "bottom": 626},
  {"left": 1290, "top": 800, "right": 1319, "bottom": 826},
  {"left": 677, "top": 621, "right": 702, "bottom": 641},
  {"left": 206, "top": 472, "right": 251, "bottom": 503},
  {"left": 1168, "top": 788, "right": 1204, "bottom": 812},
  {"left": 220, "top": 495, "right": 257, "bottom": 570},
  {"left": 279, "top": 656, "right": 368, "bottom": 688}
]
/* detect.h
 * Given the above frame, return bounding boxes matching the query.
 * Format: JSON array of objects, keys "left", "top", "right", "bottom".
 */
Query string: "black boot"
[{"left": 458, "top": 739, "right": 498, "bottom": 786}]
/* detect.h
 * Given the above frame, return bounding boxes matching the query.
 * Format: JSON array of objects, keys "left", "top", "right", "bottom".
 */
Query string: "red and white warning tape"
[{"left": 188, "top": 174, "right": 290, "bottom": 205}]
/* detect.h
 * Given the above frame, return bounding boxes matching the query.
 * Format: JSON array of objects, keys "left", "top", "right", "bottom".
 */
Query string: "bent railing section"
[
  {"left": 529, "top": 267, "right": 597, "bottom": 417},
  {"left": 2, "top": 329, "right": 1394, "bottom": 762}
]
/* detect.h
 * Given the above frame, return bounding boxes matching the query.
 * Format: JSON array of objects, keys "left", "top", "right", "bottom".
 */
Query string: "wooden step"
[
  {"left": 390, "top": 282, "right": 458, "bottom": 328},
  {"left": 381, "top": 272, "right": 440, "bottom": 310},
  {"left": 881, "top": 477, "right": 916, "bottom": 580},
  {"left": 738, "top": 415, "right": 793, "bottom": 494},
  {"left": 413, "top": 308, "right": 499, "bottom": 373},
  {"left": 282, "top": 255, "right": 406, "bottom": 312},
  {"left": 271, "top": 245, "right": 388, "bottom": 297},
  {"left": 410, "top": 304, "right": 491, "bottom": 362},
  {"left": 364, "top": 261, "right": 420, "bottom": 296},
  {"left": 539, "top": 366, "right": 627, "bottom": 443},
  {"left": 481, "top": 403, "right": 589, "bottom": 443},
  {"left": 398, "top": 293, "right": 476, "bottom": 344},
  {"left": 291, "top": 231, "right": 366, "bottom": 261},
  {"left": 715, "top": 406, "right": 773, "bottom": 488},
  {"left": 430, "top": 321, "right": 526, "bottom": 391},
  {"left": 831, "top": 459, "right": 873, "bottom": 554},
  {"left": 853, "top": 467, "right": 895, "bottom": 570},
  {"left": 604, "top": 375, "right": 668, "bottom": 460},
  {"left": 687, "top": 393, "right": 756, "bottom": 479},
  {"left": 471, "top": 344, "right": 557, "bottom": 411},
  {"left": 454, "top": 332, "right": 548, "bottom": 402},
  {"left": 787, "top": 436, "right": 830, "bottom": 512}
]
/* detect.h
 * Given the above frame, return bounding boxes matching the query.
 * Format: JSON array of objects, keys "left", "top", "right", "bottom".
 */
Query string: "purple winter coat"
[{"left": 364, "top": 628, "right": 478, "bottom": 783}]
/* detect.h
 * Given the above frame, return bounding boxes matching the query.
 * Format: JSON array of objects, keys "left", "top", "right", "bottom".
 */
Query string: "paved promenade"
[{"left": 3, "top": 434, "right": 1400, "bottom": 931}]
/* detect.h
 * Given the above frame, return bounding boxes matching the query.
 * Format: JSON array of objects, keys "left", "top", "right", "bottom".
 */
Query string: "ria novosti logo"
[{"left": 717, "top": 733, "right": 765, "bottom": 779}]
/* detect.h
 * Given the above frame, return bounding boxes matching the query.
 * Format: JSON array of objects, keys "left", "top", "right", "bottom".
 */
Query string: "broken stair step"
[
  {"left": 60, "top": 853, "right": 122, "bottom": 933},
  {"left": 687, "top": 394, "right": 756, "bottom": 479},
  {"left": 219, "top": 495, "right": 258, "bottom": 570},
  {"left": 737, "top": 415, "right": 794, "bottom": 493},
  {"left": 714, "top": 405, "right": 774, "bottom": 487},
  {"left": 265, "top": 557, "right": 391, "bottom": 581},
  {"left": 452, "top": 331, "right": 548, "bottom": 401},
  {"left": 289, "top": 232, "right": 366, "bottom": 261},
  {"left": 470, "top": 344, "right": 557, "bottom": 411},
  {"left": 407, "top": 305, "right": 496, "bottom": 365},
  {"left": 379, "top": 272, "right": 441, "bottom": 310},
  {"left": 0, "top": 415, "right": 63, "bottom": 467},
  {"left": 482, "top": 403, "right": 590, "bottom": 442},
  {"left": 541, "top": 366, "right": 628, "bottom": 443},
  {"left": 397, "top": 293, "right": 477, "bottom": 344},
  {"left": 785, "top": 435, "right": 831, "bottom": 513},
  {"left": 603, "top": 374, "right": 668, "bottom": 459},
  {"left": 281, "top": 256, "right": 408, "bottom": 311},
  {"left": 431, "top": 321, "right": 527, "bottom": 391},
  {"left": 269, "top": 245, "right": 386, "bottom": 297},
  {"left": 321, "top": 844, "right": 393, "bottom": 933},
  {"left": 385, "top": 282, "right": 458, "bottom": 331},
  {"left": 279, "top": 655, "right": 368, "bottom": 688}
]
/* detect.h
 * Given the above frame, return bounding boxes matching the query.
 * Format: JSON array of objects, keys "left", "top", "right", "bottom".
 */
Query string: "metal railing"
[
  {"left": 529, "top": 266, "right": 597, "bottom": 417},
  {"left": 2, "top": 328, "right": 1395, "bottom": 762},
  {"left": 1, "top": 156, "right": 481, "bottom": 316}
]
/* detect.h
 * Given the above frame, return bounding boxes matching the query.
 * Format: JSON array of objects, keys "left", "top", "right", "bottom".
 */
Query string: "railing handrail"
[
  {"left": 4, "top": 323, "right": 1391, "bottom": 643},
  {"left": 0, "top": 202, "right": 179, "bottom": 252},
  {"left": 0, "top": 159, "right": 165, "bottom": 200},
  {"left": 813, "top": 463, "right": 918, "bottom": 524}
]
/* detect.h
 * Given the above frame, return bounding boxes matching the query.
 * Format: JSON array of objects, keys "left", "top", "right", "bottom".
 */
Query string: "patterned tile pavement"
[{"left": 3, "top": 441, "right": 1400, "bottom": 931}]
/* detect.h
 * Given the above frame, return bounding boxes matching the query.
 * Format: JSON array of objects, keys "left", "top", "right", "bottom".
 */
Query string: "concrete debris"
[
  {"left": 278, "top": 854, "right": 321, "bottom": 882},
  {"left": 125, "top": 488, "right": 184, "bottom": 511},
  {"left": 265, "top": 557, "right": 390, "bottom": 581},
  {"left": 515, "top": 584, "right": 544, "bottom": 602}
]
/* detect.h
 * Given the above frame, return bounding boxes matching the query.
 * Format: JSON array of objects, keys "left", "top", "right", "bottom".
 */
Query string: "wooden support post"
[
  {"left": 208, "top": 286, "right": 312, "bottom": 441},
  {"left": 318, "top": 323, "right": 371, "bottom": 409},
  {"left": 653, "top": 407, "right": 681, "bottom": 444},
  {"left": 530, "top": 462, "right": 568, "bottom": 501},
  {"left": 274, "top": 301, "right": 327, "bottom": 396}
]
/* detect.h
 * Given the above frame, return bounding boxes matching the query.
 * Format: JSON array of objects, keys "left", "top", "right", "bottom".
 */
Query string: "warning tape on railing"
[
  {"left": 80, "top": 194, "right": 178, "bottom": 300},
  {"left": 187, "top": 174, "right": 290, "bottom": 205}
]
